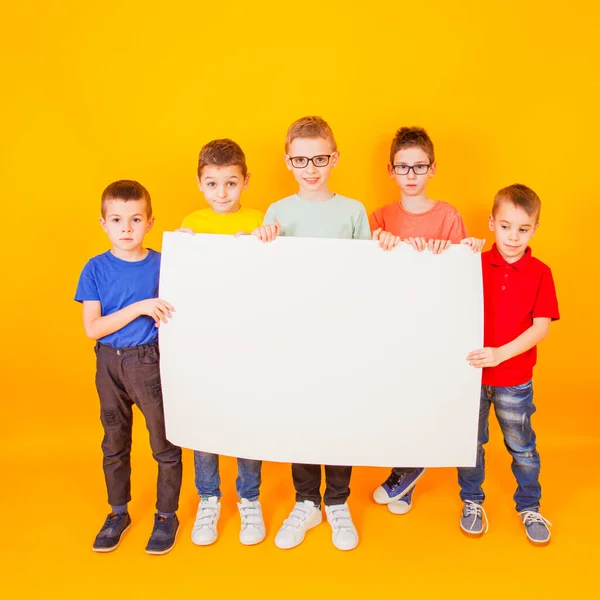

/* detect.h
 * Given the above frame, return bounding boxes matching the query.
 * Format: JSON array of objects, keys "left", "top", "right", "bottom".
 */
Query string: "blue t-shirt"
[{"left": 74, "top": 249, "right": 161, "bottom": 348}]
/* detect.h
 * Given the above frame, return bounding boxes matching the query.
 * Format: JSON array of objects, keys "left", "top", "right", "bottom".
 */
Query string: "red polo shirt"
[{"left": 482, "top": 244, "right": 559, "bottom": 387}]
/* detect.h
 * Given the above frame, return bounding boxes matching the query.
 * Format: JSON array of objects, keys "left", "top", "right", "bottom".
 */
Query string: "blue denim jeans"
[
  {"left": 194, "top": 451, "right": 262, "bottom": 501},
  {"left": 457, "top": 380, "right": 542, "bottom": 512}
]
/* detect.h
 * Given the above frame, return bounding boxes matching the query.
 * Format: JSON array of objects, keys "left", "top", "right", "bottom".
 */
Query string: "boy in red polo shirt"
[{"left": 458, "top": 183, "right": 559, "bottom": 545}]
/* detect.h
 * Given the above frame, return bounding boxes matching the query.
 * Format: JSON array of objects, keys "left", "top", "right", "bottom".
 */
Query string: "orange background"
[{"left": 1, "top": 1, "right": 598, "bottom": 597}]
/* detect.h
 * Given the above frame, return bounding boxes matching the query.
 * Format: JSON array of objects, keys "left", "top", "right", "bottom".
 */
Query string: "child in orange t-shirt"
[
  {"left": 370, "top": 126, "right": 483, "bottom": 253},
  {"left": 370, "top": 126, "right": 484, "bottom": 513}
]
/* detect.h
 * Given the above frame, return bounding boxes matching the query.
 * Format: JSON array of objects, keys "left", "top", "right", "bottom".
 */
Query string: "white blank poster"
[{"left": 158, "top": 232, "right": 483, "bottom": 467}]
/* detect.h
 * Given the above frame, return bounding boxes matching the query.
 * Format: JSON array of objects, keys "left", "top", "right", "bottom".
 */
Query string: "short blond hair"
[
  {"left": 493, "top": 184, "right": 541, "bottom": 222},
  {"left": 285, "top": 116, "right": 337, "bottom": 153}
]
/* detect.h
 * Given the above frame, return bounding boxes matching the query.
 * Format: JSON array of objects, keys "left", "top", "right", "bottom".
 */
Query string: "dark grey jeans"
[
  {"left": 95, "top": 342, "right": 182, "bottom": 513},
  {"left": 292, "top": 463, "right": 352, "bottom": 506}
]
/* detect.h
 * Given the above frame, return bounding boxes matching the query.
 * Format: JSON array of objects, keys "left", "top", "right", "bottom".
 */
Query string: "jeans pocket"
[
  {"left": 138, "top": 344, "right": 160, "bottom": 365},
  {"left": 506, "top": 380, "right": 533, "bottom": 394}
]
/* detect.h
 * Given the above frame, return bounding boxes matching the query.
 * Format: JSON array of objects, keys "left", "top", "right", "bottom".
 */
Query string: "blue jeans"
[
  {"left": 457, "top": 380, "right": 542, "bottom": 513},
  {"left": 194, "top": 451, "right": 262, "bottom": 501}
]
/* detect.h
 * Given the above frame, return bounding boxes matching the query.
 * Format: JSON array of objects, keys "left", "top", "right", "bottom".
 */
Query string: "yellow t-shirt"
[{"left": 181, "top": 207, "right": 264, "bottom": 235}]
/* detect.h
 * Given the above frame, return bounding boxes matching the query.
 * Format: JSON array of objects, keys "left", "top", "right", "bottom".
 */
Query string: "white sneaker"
[
  {"left": 191, "top": 496, "right": 220, "bottom": 546},
  {"left": 238, "top": 498, "right": 266, "bottom": 546},
  {"left": 274, "top": 501, "right": 322, "bottom": 549},
  {"left": 325, "top": 503, "right": 358, "bottom": 551}
]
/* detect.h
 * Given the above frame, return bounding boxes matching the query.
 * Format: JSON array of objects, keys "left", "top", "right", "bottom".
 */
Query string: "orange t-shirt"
[{"left": 369, "top": 201, "right": 468, "bottom": 243}]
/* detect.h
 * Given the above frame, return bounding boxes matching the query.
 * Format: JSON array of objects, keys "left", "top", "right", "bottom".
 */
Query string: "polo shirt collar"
[{"left": 489, "top": 243, "right": 532, "bottom": 271}]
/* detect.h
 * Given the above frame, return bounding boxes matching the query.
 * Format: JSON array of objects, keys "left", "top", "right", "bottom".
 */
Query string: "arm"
[
  {"left": 448, "top": 213, "right": 469, "bottom": 244},
  {"left": 467, "top": 317, "right": 552, "bottom": 368},
  {"left": 82, "top": 299, "right": 174, "bottom": 340},
  {"left": 354, "top": 207, "right": 372, "bottom": 240},
  {"left": 369, "top": 210, "right": 383, "bottom": 235}
]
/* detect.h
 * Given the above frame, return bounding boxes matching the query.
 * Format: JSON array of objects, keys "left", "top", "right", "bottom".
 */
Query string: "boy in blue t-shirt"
[{"left": 75, "top": 180, "right": 182, "bottom": 555}]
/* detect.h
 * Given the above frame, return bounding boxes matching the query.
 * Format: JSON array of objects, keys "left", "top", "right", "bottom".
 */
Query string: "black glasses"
[
  {"left": 392, "top": 163, "right": 431, "bottom": 175},
  {"left": 287, "top": 154, "right": 335, "bottom": 168}
]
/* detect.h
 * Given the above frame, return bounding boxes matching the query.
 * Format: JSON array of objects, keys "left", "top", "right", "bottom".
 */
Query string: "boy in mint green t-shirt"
[{"left": 253, "top": 116, "right": 369, "bottom": 552}]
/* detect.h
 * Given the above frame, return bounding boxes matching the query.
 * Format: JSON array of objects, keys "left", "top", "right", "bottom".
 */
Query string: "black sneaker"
[
  {"left": 145, "top": 514, "right": 179, "bottom": 555},
  {"left": 92, "top": 512, "right": 131, "bottom": 552}
]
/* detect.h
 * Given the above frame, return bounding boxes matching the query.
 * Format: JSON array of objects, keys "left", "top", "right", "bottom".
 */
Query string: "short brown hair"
[
  {"left": 493, "top": 184, "right": 541, "bottom": 221},
  {"left": 197, "top": 138, "right": 247, "bottom": 178},
  {"left": 285, "top": 116, "right": 337, "bottom": 153},
  {"left": 390, "top": 127, "right": 435, "bottom": 164},
  {"left": 101, "top": 180, "right": 152, "bottom": 218}
]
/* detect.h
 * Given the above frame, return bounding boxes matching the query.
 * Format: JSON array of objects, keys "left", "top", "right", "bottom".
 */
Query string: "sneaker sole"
[
  {"left": 191, "top": 532, "right": 218, "bottom": 546},
  {"left": 374, "top": 469, "right": 427, "bottom": 505},
  {"left": 332, "top": 536, "right": 358, "bottom": 551},
  {"left": 387, "top": 501, "right": 412, "bottom": 515},
  {"left": 459, "top": 522, "right": 485, "bottom": 538},
  {"left": 240, "top": 532, "right": 266, "bottom": 546},
  {"left": 274, "top": 512, "right": 323, "bottom": 550},
  {"left": 145, "top": 524, "right": 179, "bottom": 555},
  {"left": 92, "top": 522, "right": 131, "bottom": 553}
]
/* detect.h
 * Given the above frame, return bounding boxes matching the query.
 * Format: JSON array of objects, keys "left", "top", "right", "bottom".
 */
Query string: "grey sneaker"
[
  {"left": 93, "top": 512, "right": 131, "bottom": 552},
  {"left": 519, "top": 510, "right": 551, "bottom": 545},
  {"left": 460, "top": 501, "right": 488, "bottom": 536}
]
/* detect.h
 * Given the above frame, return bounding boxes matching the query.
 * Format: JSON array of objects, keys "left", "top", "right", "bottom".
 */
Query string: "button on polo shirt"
[{"left": 482, "top": 244, "right": 560, "bottom": 387}]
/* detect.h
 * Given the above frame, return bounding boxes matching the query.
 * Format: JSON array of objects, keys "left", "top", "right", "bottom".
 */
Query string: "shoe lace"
[
  {"left": 239, "top": 502, "right": 262, "bottom": 528},
  {"left": 101, "top": 512, "right": 126, "bottom": 532},
  {"left": 519, "top": 510, "right": 552, "bottom": 528},
  {"left": 282, "top": 503, "right": 314, "bottom": 531},
  {"left": 386, "top": 472, "right": 402, "bottom": 490},
  {"left": 464, "top": 500, "right": 489, "bottom": 533},
  {"left": 327, "top": 506, "right": 354, "bottom": 532},
  {"left": 153, "top": 515, "right": 172, "bottom": 533}
]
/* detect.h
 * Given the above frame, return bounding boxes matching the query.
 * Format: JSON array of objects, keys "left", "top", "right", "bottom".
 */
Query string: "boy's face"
[
  {"left": 489, "top": 201, "right": 539, "bottom": 263},
  {"left": 285, "top": 137, "right": 338, "bottom": 193},
  {"left": 388, "top": 147, "right": 436, "bottom": 197},
  {"left": 198, "top": 165, "right": 249, "bottom": 214},
  {"left": 100, "top": 199, "right": 154, "bottom": 253}
]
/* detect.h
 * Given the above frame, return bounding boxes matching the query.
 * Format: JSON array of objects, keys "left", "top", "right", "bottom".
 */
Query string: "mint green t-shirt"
[{"left": 263, "top": 194, "right": 371, "bottom": 240}]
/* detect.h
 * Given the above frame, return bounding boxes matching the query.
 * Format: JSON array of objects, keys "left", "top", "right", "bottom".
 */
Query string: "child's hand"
[
  {"left": 175, "top": 228, "right": 195, "bottom": 235},
  {"left": 427, "top": 239, "right": 452, "bottom": 254},
  {"left": 234, "top": 232, "right": 250, "bottom": 237},
  {"left": 461, "top": 237, "right": 486, "bottom": 252},
  {"left": 373, "top": 229, "right": 401, "bottom": 251},
  {"left": 467, "top": 347, "right": 505, "bottom": 368},
  {"left": 252, "top": 219, "right": 281, "bottom": 242},
  {"left": 404, "top": 237, "right": 427, "bottom": 252},
  {"left": 137, "top": 298, "right": 175, "bottom": 327}
]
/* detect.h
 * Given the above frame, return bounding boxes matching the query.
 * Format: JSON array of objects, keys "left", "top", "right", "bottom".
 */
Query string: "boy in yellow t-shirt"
[
  {"left": 179, "top": 138, "right": 263, "bottom": 235},
  {"left": 178, "top": 139, "right": 265, "bottom": 548}
]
